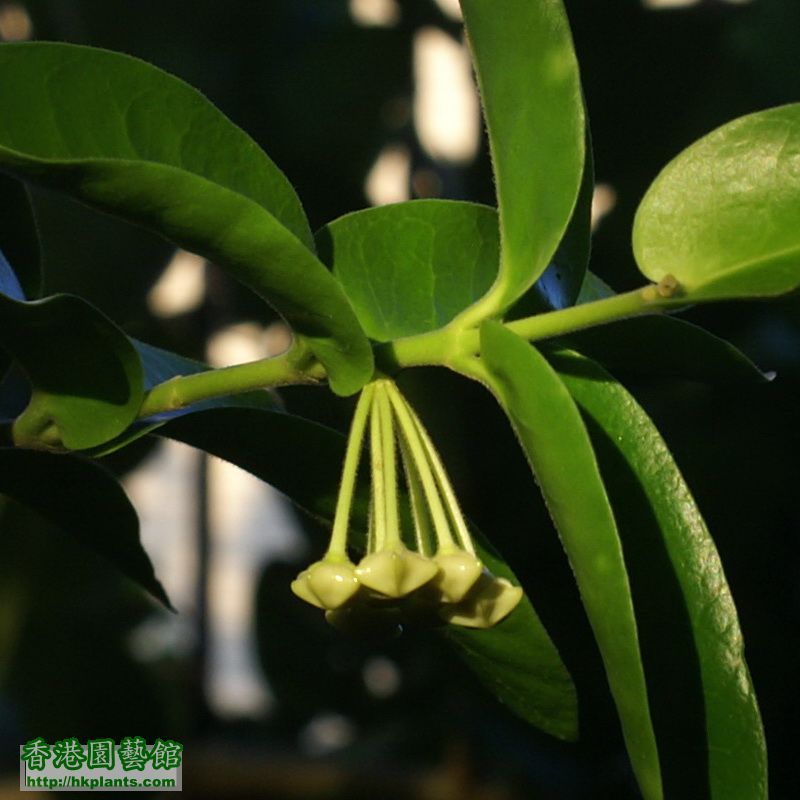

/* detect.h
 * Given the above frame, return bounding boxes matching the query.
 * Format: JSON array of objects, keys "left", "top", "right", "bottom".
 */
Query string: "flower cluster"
[{"left": 291, "top": 380, "right": 522, "bottom": 634}]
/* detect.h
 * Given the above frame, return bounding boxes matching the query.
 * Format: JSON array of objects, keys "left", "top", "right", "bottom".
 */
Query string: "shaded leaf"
[
  {"left": 460, "top": 0, "right": 585, "bottom": 315},
  {"left": 0, "top": 448, "right": 170, "bottom": 608},
  {"left": 477, "top": 321, "right": 662, "bottom": 800},
  {"left": 0, "top": 42, "right": 372, "bottom": 394},
  {"left": 633, "top": 104, "right": 800, "bottom": 301},
  {"left": 0, "top": 173, "right": 39, "bottom": 299},
  {"left": 0, "top": 291, "right": 144, "bottom": 450},
  {"left": 552, "top": 350, "right": 767, "bottom": 800},
  {"left": 443, "top": 535, "right": 577, "bottom": 741},
  {"left": 318, "top": 200, "right": 498, "bottom": 342},
  {"left": 556, "top": 272, "right": 767, "bottom": 384}
]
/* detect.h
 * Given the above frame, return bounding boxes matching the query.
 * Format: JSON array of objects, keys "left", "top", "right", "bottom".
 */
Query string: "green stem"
[
  {"left": 326, "top": 382, "right": 375, "bottom": 560},
  {"left": 377, "top": 384, "right": 402, "bottom": 549},
  {"left": 388, "top": 383, "right": 475, "bottom": 555},
  {"left": 136, "top": 284, "right": 677, "bottom": 415},
  {"left": 381, "top": 284, "right": 676, "bottom": 371},
  {"left": 398, "top": 434, "right": 435, "bottom": 556},
  {"left": 506, "top": 284, "right": 675, "bottom": 341},
  {"left": 385, "top": 383, "right": 458, "bottom": 551},
  {"left": 136, "top": 339, "right": 324, "bottom": 420},
  {"left": 370, "top": 383, "right": 387, "bottom": 552}
]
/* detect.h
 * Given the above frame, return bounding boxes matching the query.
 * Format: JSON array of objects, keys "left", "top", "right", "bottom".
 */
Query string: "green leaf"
[
  {"left": 633, "top": 103, "right": 800, "bottom": 301},
  {"left": 0, "top": 448, "right": 170, "bottom": 608},
  {"left": 511, "top": 125, "right": 595, "bottom": 316},
  {"left": 477, "top": 321, "right": 662, "bottom": 800},
  {"left": 460, "top": 0, "right": 585, "bottom": 316},
  {"left": 0, "top": 292, "right": 144, "bottom": 450},
  {"left": 443, "top": 535, "right": 577, "bottom": 741},
  {"left": 0, "top": 42, "right": 372, "bottom": 395},
  {"left": 318, "top": 200, "right": 498, "bottom": 342},
  {"left": 160, "top": 407, "right": 347, "bottom": 522},
  {"left": 157, "top": 405, "right": 576, "bottom": 739},
  {"left": 0, "top": 173, "right": 39, "bottom": 299},
  {"left": 559, "top": 318, "right": 768, "bottom": 385},
  {"left": 552, "top": 350, "right": 767, "bottom": 800}
]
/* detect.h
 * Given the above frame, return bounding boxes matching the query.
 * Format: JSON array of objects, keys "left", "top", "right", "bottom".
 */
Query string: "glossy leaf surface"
[
  {"left": 553, "top": 350, "right": 767, "bottom": 800},
  {"left": 634, "top": 104, "right": 800, "bottom": 300},
  {"left": 319, "top": 200, "right": 498, "bottom": 342},
  {"left": 0, "top": 42, "right": 372, "bottom": 394},
  {"left": 0, "top": 291, "right": 144, "bottom": 450},
  {"left": 159, "top": 405, "right": 576, "bottom": 739},
  {"left": 0, "top": 448, "right": 170, "bottom": 608},
  {"left": 477, "top": 322, "right": 662, "bottom": 800},
  {"left": 460, "top": 0, "right": 585, "bottom": 314}
]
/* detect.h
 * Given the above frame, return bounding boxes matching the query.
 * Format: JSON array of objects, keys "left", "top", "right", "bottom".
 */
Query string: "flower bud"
[
  {"left": 433, "top": 551, "right": 483, "bottom": 602},
  {"left": 440, "top": 573, "right": 523, "bottom": 628},
  {"left": 356, "top": 546, "right": 439, "bottom": 598},
  {"left": 290, "top": 559, "right": 360, "bottom": 610}
]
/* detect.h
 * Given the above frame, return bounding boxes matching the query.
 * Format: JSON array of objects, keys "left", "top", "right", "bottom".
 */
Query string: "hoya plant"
[{"left": 0, "top": 0, "right": 796, "bottom": 796}]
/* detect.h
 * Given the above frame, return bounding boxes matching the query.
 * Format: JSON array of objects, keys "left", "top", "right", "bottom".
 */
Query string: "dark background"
[{"left": 0, "top": 1, "right": 798, "bottom": 797}]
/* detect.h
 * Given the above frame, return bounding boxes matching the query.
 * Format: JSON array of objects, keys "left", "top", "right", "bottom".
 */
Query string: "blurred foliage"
[{"left": 0, "top": 0, "right": 798, "bottom": 797}]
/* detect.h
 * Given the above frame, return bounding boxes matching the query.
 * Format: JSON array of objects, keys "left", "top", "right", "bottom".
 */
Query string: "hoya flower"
[
  {"left": 291, "top": 378, "right": 522, "bottom": 632},
  {"left": 433, "top": 550, "right": 484, "bottom": 603},
  {"left": 440, "top": 572, "right": 523, "bottom": 629},
  {"left": 290, "top": 558, "right": 359, "bottom": 610},
  {"left": 356, "top": 545, "right": 439, "bottom": 598}
]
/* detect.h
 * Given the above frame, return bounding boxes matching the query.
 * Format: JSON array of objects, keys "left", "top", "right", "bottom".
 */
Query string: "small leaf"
[
  {"left": 157, "top": 405, "right": 576, "bottom": 738},
  {"left": 0, "top": 42, "right": 372, "bottom": 394},
  {"left": 443, "top": 534, "right": 577, "bottom": 741},
  {"left": 0, "top": 292, "right": 144, "bottom": 450},
  {"left": 552, "top": 350, "right": 767, "bottom": 800},
  {"left": 556, "top": 273, "right": 768, "bottom": 385},
  {"left": 318, "top": 200, "right": 498, "bottom": 342},
  {"left": 478, "top": 321, "right": 662, "bottom": 800},
  {"left": 460, "top": 0, "right": 585, "bottom": 315},
  {"left": 0, "top": 448, "right": 170, "bottom": 608},
  {"left": 633, "top": 104, "right": 800, "bottom": 301}
]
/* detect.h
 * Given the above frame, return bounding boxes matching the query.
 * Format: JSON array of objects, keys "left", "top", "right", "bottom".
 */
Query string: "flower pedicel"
[{"left": 291, "top": 379, "right": 522, "bottom": 631}]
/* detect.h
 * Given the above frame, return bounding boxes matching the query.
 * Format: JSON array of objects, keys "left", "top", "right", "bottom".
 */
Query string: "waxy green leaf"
[
  {"left": 0, "top": 42, "right": 372, "bottom": 395},
  {"left": 552, "top": 350, "right": 767, "bottom": 800},
  {"left": 0, "top": 448, "right": 170, "bottom": 608},
  {"left": 634, "top": 104, "right": 800, "bottom": 301},
  {"left": 477, "top": 322, "right": 662, "bottom": 800},
  {"left": 318, "top": 200, "right": 498, "bottom": 342},
  {"left": 460, "top": 0, "right": 585, "bottom": 316},
  {"left": 0, "top": 292, "right": 144, "bottom": 450},
  {"left": 158, "top": 405, "right": 576, "bottom": 739}
]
